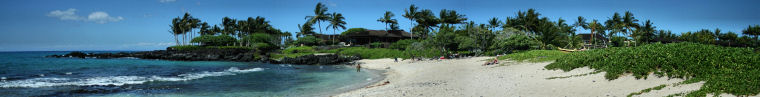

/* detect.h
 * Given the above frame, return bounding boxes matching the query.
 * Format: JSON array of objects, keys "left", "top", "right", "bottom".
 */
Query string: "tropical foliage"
[
  {"left": 545, "top": 43, "right": 760, "bottom": 96},
  {"left": 496, "top": 50, "right": 567, "bottom": 62},
  {"left": 190, "top": 35, "right": 236, "bottom": 46}
]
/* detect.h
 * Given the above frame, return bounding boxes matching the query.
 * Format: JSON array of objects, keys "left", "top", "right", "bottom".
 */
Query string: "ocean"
[{"left": 0, "top": 51, "right": 383, "bottom": 97}]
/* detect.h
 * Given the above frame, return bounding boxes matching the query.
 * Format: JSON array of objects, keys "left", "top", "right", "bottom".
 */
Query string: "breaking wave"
[{"left": 0, "top": 67, "right": 263, "bottom": 88}]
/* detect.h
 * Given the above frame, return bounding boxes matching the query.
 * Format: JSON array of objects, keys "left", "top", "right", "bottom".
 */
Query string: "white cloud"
[
  {"left": 159, "top": 0, "right": 176, "bottom": 3},
  {"left": 47, "top": 8, "right": 124, "bottom": 24},
  {"left": 47, "top": 8, "right": 79, "bottom": 20},
  {"left": 87, "top": 12, "right": 124, "bottom": 24}
]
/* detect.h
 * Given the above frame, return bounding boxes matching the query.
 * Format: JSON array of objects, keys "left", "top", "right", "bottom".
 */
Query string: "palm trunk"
[
  {"left": 174, "top": 34, "right": 180, "bottom": 46},
  {"left": 333, "top": 29, "right": 336, "bottom": 44},
  {"left": 591, "top": 28, "right": 595, "bottom": 49},
  {"left": 318, "top": 21, "right": 322, "bottom": 35},
  {"left": 182, "top": 33, "right": 186, "bottom": 46},
  {"left": 410, "top": 19, "right": 414, "bottom": 40},
  {"left": 385, "top": 23, "right": 388, "bottom": 31}
]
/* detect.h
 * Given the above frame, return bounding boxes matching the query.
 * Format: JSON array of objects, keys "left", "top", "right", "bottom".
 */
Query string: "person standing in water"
[{"left": 356, "top": 63, "right": 361, "bottom": 72}]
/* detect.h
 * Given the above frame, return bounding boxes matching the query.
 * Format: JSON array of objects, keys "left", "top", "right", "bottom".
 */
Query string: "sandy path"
[{"left": 335, "top": 57, "right": 709, "bottom": 97}]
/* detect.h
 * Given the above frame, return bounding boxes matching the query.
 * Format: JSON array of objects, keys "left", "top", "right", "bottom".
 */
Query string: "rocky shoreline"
[{"left": 46, "top": 48, "right": 360, "bottom": 65}]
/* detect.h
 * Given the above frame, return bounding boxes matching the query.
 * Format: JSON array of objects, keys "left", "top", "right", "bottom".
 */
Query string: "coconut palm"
[
  {"left": 298, "top": 22, "right": 316, "bottom": 37},
  {"left": 378, "top": 11, "right": 397, "bottom": 30},
  {"left": 743, "top": 25, "right": 760, "bottom": 40},
  {"left": 327, "top": 12, "right": 346, "bottom": 43},
  {"left": 413, "top": 9, "right": 439, "bottom": 38},
  {"left": 305, "top": 3, "right": 330, "bottom": 36},
  {"left": 635, "top": 20, "right": 655, "bottom": 43},
  {"left": 210, "top": 25, "right": 221, "bottom": 35},
  {"left": 573, "top": 16, "right": 587, "bottom": 30},
  {"left": 588, "top": 20, "right": 603, "bottom": 48},
  {"left": 222, "top": 17, "right": 237, "bottom": 36},
  {"left": 488, "top": 17, "right": 502, "bottom": 31},
  {"left": 169, "top": 18, "right": 183, "bottom": 46},
  {"left": 622, "top": 11, "right": 639, "bottom": 46},
  {"left": 199, "top": 22, "right": 210, "bottom": 35},
  {"left": 403, "top": 5, "right": 419, "bottom": 39},
  {"left": 604, "top": 12, "right": 623, "bottom": 46},
  {"left": 439, "top": 9, "right": 467, "bottom": 27}
]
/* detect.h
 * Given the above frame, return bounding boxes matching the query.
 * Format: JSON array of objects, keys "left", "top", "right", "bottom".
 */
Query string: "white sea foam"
[{"left": 0, "top": 67, "right": 263, "bottom": 88}]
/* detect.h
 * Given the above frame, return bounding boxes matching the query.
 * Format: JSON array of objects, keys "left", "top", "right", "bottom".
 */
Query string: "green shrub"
[
  {"left": 497, "top": 50, "right": 567, "bottom": 62},
  {"left": 191, "top": 35, "right": 236, "bottom": 46},
  {"left": 341, "top": 28, "right": 367, "bottom": 35},
  {"left": 240, "top": 33, "right": 277, "bottom": 51},
  {"left": 275, "top": 46, "right": 318, "bottom": 59},
  {"left": 545, "top": 42, "right": 760, "bottom": 96},
  {"left": 389, "top": 39, "right": 416, "bottom": 50},
  {"left": 369, "top": 42, "right": 383, "bottom": 48},
  {"left": 295, "top": 36, "right": 321, "bottom": 46},
  {"left": 168, "top": 45, "right": 203, "bottom": 51},
  {"left": 332, "top": 47, "right": 405, "bottom": 59},
  {"left": 211, "top": 46, "right": 252, "bottom": 50},
  {"left": 610, "top": 36, "right": 626, "bottom": 47},
  {"left": 493, "top": 34, "right": 541, "bottom": 51},
  {"left": 282, "top": 46, "right": 316, "bottom": 54}
]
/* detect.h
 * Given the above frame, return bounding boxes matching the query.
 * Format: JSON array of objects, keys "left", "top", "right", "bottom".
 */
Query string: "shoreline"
[
  {"left": 318, "top": 67, "right": 387, "bottom": 97},
  {"left": 335, "top": 57, "right": 708, "bottom": 97}
]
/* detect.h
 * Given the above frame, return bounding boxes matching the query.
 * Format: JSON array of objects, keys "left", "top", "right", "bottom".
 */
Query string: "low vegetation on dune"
[
  {"left": 497, "top": 50, "right": 567, "bottom": 62},
  {"left": 545, "top": 42, "right": 760, "bottom": 96}
]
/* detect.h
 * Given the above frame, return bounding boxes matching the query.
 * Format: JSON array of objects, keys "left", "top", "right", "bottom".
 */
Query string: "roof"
[{"left": 344, "top": 30, "right": 414, "bottom": 38}]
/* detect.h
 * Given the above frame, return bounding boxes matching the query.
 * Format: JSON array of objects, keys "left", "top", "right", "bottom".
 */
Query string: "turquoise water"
[{"left": 0, "top": 51, "right": 383, "bottom": 97}]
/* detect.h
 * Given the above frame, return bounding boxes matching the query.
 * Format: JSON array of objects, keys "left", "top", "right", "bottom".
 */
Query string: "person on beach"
[
  {"left": 356, "top": 63, "right": 361, "bottom": 72},
  {"left": 492, "top": 58, "right": 499, "bottom": 64}
]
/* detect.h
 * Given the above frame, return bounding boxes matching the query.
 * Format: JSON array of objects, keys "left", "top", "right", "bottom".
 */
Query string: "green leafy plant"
[
  {"left": 389, "top": 39, "right": 416, "bottom": 50},
  {"left": 497, "top": 50, "right": 567, "bottom": 62},
  {"left": 341, "top": 28, "right": 367, "bottom": 35},
  {"left": 546, "top": 42, "right": 760, "bottom": 96}
]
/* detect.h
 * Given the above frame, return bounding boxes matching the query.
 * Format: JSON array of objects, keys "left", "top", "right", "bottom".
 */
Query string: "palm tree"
[
  {"left": 222, "top": 17, "right": 236, "bottom": 36},
  {"left": 413, "top": 9, "right": 439, "bottom": 38},
  {"left": 403, "top": 5, "right": 419, "bottom": 39},
  {"left": 573, "top": 16, "right": 587, "bottom": 30},
  {"left": 305, "top": 3, "right": 330, "bottom": 36},
  {"left": 743, "top": 25, "right": 760, "bottom": 40},
  {"left": 298, "top": 22, "right": 316, "bottom": 37},
  {"left": 636, "top": 20, "right": 655, "bottom": 43},
  {"left": 199, "top": 22, "right": 210, "bottom": 35},
  {"left": 488, "top": 17, "right": 502, "bottom": 31},
  {"left": 236, "top": 20, "right": 249, "bottom": 46},
  {"left": 378, "top": 11, "right": 396, "bottom": 30},
  {"left": 604, "top": 12, "right": 623, "bottom": 46},
  {"left": 327, "top": 12, "right": 346, "bottom": 43},
  {"left": 622, "top": 11, "right": 639, "bottom": 46},
  {"left": 587, "top": 20, "right": 603, "bottom": 48},
  {"left": 439, "top": 9, "right": 467, "bottom": 27},
  {"left": 210, "top": 25, "right": 221, "bottom": 35},
  {"left": 188, "top": 17, "right": 200, "bottom": 45},
  {"left": 170, "top": 18, "right": 183, "bottom": 46}
]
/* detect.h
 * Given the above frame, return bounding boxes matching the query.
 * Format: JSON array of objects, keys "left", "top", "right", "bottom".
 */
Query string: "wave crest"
[{"left": 0, "top": 67, "right": 263, "bottom": 88}]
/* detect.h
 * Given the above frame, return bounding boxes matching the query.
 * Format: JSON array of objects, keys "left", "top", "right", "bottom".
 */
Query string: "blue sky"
[{"left": 0, "top": 0, "right": 758, "bottom": 51}]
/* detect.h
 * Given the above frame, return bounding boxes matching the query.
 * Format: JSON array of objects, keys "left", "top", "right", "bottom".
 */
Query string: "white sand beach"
[{"left": 335, "top": 57, "right": 710, "bottom": 97}]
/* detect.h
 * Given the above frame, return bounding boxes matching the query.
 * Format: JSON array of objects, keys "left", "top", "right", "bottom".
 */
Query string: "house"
[
  {"left": 578, "top": 33, "right": 608, "bottom": 49},
  {"left": 341, "top": 30, "right": 416, "bottom": 45}
]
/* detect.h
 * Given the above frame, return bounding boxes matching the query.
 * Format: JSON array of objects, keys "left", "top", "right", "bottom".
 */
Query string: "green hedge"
[
  {"left": 545, "top": 42, "right": 760, "bottom": 96},
  {"left": 190, "top": 35, "right": 236, "bottom": 46},
  {"left": 341, "top": 28, "right": 367, "bottom": 35},
  {"left": 497, "top": 50, "right": 567, "bottom": 62},
  {"left": 331, "top": 47, "right": 405, "bottom": 59}
]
